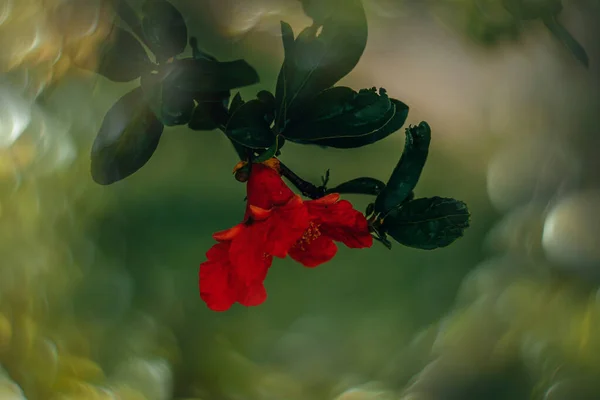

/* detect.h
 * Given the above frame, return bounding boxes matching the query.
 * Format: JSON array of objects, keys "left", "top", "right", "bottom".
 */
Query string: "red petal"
[
  {"left": 237, "top": 282, "right": 268, "bottom": 307},
  {"left": 263, "top": 195, "right": 311, "bottom": 258},
  {"left": 213, "top": 224, "right": 244, "bottom": 241},
  {"left": 199, "top": 242, "right": 237, "bottom": 312},
  {"left": 228, "top": 223, "right": 274, "bottom": 286},
  {"left": 246, "top": 163, "right": 295, "bottom": 209},
  {"left": 288, "top": 235, "right": 338, "bottom": 267},
  {"left": 248, "top": 205, "right": 272, "bottom": 221},
  {"left": 305, "top": 197, "right": 373, "bottom": 249}
]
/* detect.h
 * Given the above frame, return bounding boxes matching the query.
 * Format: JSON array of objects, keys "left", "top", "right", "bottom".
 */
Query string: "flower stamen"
[{"left": 294, "top": 221, "right": 321, "bottom": 251}]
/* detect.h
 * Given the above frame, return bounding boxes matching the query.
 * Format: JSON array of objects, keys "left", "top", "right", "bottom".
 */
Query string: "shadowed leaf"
[
  {"left": 501, "top": 0, "right": 562, "bottom": 20},
  {"left": 86, "top": 26, "right": 151, "bottom": 82},
  {"left": 225, "top": 100, "right": 276, "bottom": 149},
  {"left": 326, "top": 177, "right": 386, "bottom": 196},
  {"left": 282, "top": 87, "right": 408, "bottom": 148},
  {"left": 253, "top": 135, "right": 282, "bottom": 163},
  {"left": 274, "top": 0, "right": 368, "bottom": 130},
  {"left": 91, "top": 87, "right": 164, "bottom": 185},
  {"left": 141, "top": 70, "right": 194, "bottom": 126},
  {"left": 543, "top": 16, "right": 589, "bottom": 68},
  {"left": 168, "top": 58, "right": 259, "bottom": 93},
  {"left": 141, "top": 0, "right": 188, "bottom": 61},
  {"left": 188, "top": 91, "right": 230, "bottom": 131},
  {"left": 229, "top": 92, "right": 245, "bottom": 115},
  {"left": 382, "top": 197, "right": 470, "bottom": 250},
  {"left": 374, "top": 121, "right": 431, "bottom": 215}
]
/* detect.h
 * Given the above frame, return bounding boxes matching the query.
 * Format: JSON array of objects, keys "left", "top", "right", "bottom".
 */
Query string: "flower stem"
[
  {"left": 278, "top": 161, "right": 326, "bottom": 200},
  {"left": 215, "top": 109, "right": 325, "bottom": 199}
]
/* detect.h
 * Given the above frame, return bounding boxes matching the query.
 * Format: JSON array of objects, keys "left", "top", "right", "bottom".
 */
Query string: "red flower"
[{"left": 199, "top": 159, "right": 373, "bottom": 311}]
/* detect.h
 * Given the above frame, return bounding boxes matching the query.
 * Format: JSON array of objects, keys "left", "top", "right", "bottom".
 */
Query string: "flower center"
[{"left": 295, "top": 221, "right": 321, "bottom": 251}]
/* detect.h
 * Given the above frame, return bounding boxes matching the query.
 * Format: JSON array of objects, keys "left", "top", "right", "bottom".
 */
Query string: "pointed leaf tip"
[
  {"left": 91, "top": 87, "right": 164, "bottom": 185},
  {"left": 141, "top": 0, "right": 188, "bottom": 61},
  {"left": 374, "top": 121, "right": 431, "bottom": 215}
]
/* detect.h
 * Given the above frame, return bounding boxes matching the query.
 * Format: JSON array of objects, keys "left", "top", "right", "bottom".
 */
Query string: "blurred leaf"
[
  {"left": 326, "top": 177, "right": 386, "bottom": 196},
  {"left": 382, "top": 197, "right": 470, "bottom": 250},
  {"left": 111, "top": 0, "right": 145, "bottom": 39},
  {"left": 282, "top": 87, "right": 408, "bottom": 148},
  {"left": 501, "top": 0, "right": 562, "bottom": 20},
  {"left": 274, "top": 0, "right": 368, "bottom": 130},
  {"left": 543, "top": 16, "right": 589, "bottom": 68},
  {"left": 374, "top": 121, "right": 431, "bottom": 215},
  {"left": 190, "top": 36, "right": 218, "bottom": 61},
  {"left": 91, "top": 87, "right": 164, "bottom": 185},
  {"left": 464, "top": 0, "right": 521, "bottom": 46},
  {"left": 188, "top": 91, "right": 230, "bottom": 131},
  {"left": 141, "top": 71, "right": 194, "bottom": 126},
  {"left": 142, "top": 0, "right": 188, "bottom": 61},
  {"left": 166, "top": 58, "right": 259, "bottom": 93},
  {"left": 90, "top": 26, "right": 151, "bottom": 82},
  {"left": 225, "top": 100, "right": 276, "bottom": 149}
]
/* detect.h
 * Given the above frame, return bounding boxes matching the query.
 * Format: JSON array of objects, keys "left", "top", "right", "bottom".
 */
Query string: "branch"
[{"left": 215, "top": 109, "right": 326, "bottom": 199}]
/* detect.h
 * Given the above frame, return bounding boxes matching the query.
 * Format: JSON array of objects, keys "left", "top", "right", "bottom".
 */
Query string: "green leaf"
[
  {"left": 282, "top": 87, "right": 409, "bottom": 148},
  {"left": 91, "top": 87, "right": 164, "bottom": 185},
  {"left": 325, "top": 177, "right": 386, "bottom": 196},
  {"left": 141, "top": 70, "right": 194, "bottom": 126},
  {"left": 229, "top": 92, "right": 245, "bottom": 114},
  {"left": 501, "top": 0, "right": 562, "bottom": 20},
  {"left": 88, "top": 26, "right": 151, "bottom": 82},
  {"left": 543, "top": 16, "right": 589, "bottom": 68},
  {"left": 188, "top": 91, "right": 230, "bottom": 131},
  {"left": 141, "top": 0, "right": 188, "bottom": 61},
  {"left": 168, "top": 58, "right": 259, "bottom": 93},
  {"left": 274, "top": 0, "right": 368, "bottom": 130},
  {"left": 382, "top": 197, "right": 470, "bottom": 250},
  {"left": 190, "top": 37, "right": 218, "bottom": 62},
  {"left": 253, "top": 135, "right": 281, "bottom": 163},
  {"left": 225, "top": 100, "right": 276, "bottom": 149},
  {"left": 374, "top": 121, "right": 431, "bottom": 215},
  {"left": 256, "top": 90, "right": 276, "bottom": 126},
  {"left": 464, "top": 0, "right": 521, "bottom": 46}
]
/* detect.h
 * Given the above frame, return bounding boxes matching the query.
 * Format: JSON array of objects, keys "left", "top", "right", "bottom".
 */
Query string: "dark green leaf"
[
  {"left": 256, "top": 90, "right": 276, "bottom": 127},
  {"left": 501, "top": 0, "right": 562, "bottom": 20},
  {"left": 112, "top": 0, "right": 145, "bottom": 40},
  {"left": 382, "top": 197, "right": 470, "bottom": 250},
  {"left": 274, "top": 0, "right": 368, "bottom": 130},
  {"left": 282, "top": 87, "right": 409, "bottom": 148},
  {"left": 190, "top": 37, "right": 218, "bottom": 61},
  {"left": 166, "top": 58, "right": 259, "bottom": 93},
  {"left": 543, "top": 16, "right": 589, "bottom": 68},
  {"left": 325, "top": 177, "right": 386, "bottom": 196},
  {"left": 141, "top": 70, "right": 194, "bottom": 126},
  {"left": 229, "top": 92, "right": 245, "bottom": 114},
  {"left": 87, "top": 26, "right": 151, "bottom": 82},
  {"left": 257, "top": 90, "right": 276, "bottom": 109},
  {"left": 225, "top": 100, "right": 276, "bottom": 149},
  {"left": 91, "top": 87, "right": 164, "bottom": 185},
  {"left": 141, "top": 0, "right": 188, "bottom": 61},
  {"left": 253, "top": 135, "right": 282, "bottom": 163},
  {"left": 374, "top": 121, "right": 431, "bottom": 215},
  {"left": 188, "top": 91, "right": 230, "bottom": 131}
]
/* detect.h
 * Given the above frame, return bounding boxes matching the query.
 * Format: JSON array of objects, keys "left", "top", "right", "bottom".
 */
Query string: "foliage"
[
  {"left": 87, "top": 0, "right": 472, "bottom": 253},
  {"left": 446, "top": 0, "right": 589, "bottom": 67}
]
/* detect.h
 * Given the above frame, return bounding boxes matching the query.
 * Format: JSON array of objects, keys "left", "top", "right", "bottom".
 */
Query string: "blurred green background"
[{"left": 0, "top": 0, "right": 599, "bottom": 399}]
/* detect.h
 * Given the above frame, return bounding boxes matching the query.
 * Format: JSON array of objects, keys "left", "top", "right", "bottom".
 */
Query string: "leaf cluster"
[{"left": 86, "top": 0, "right": 470, "bottom": 250}]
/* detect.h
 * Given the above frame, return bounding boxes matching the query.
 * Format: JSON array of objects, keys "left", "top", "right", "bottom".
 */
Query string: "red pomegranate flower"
[{"left": 199, "top": 158, "right": 373, "bottom": 311}]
